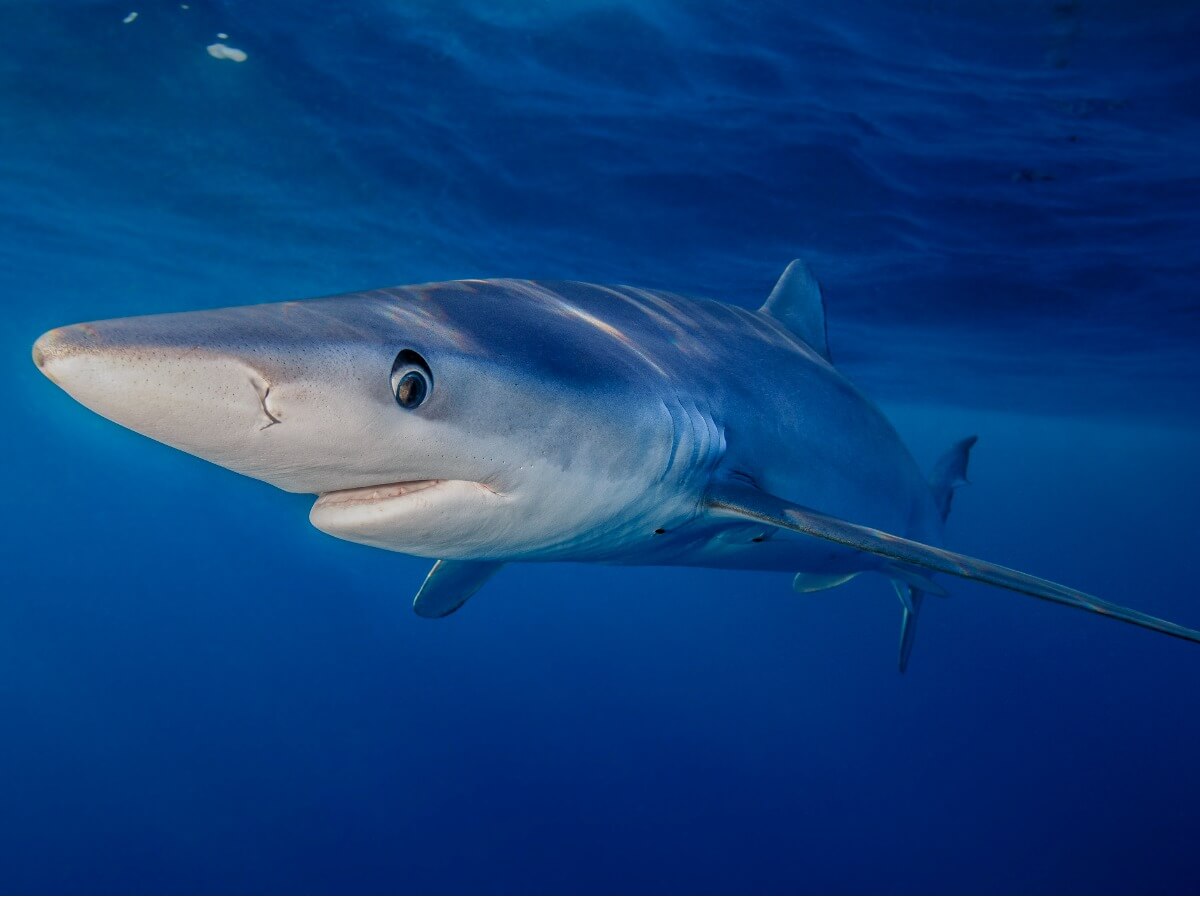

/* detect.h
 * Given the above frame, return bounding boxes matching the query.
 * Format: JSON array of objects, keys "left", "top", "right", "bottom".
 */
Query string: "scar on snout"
[{"left": 251, "top": 377, "right": 281, "bottom": 430}]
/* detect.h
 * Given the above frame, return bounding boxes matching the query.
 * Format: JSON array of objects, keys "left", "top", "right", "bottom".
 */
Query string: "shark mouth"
[
  {"left": 309, "top": 478, "right": 503, "bottom": 552},
  {"left": 312, "top": 479, "right": 446, "bottom": 510}
]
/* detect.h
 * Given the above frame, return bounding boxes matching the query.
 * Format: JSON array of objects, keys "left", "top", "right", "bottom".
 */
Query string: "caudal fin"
[
  {"left": 930, "top": 435, "right": 977, "bottom": 521},
  {"left": 707, "top": 481, "right": 1200, "bottom": 669},
  {"left": 886, "top": 435, "right": 978, "bottom": 669}
]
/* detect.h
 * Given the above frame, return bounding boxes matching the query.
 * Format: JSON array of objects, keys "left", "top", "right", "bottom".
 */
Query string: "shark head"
[{"left": 33, "top": 281, "right": 696, "bottom": 560}]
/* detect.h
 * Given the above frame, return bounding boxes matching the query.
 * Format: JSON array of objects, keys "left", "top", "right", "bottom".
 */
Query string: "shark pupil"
[{"left": 394, "top": 371, "right": 427, "bottom": 409}]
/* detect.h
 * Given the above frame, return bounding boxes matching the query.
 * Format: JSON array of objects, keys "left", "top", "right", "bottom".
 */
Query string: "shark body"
[{"left": 32, "top": 261, "right": 1200, "bottom": 668}]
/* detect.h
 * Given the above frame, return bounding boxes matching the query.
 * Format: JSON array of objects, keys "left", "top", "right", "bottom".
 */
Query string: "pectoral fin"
[
  {"left": 793, "top": 571, "right": 859, "bottom": 593},
  {"left": 413, "top": 560, "right": 503, "bottom": 618},
  {"left": 706, "top": 481, "right": 1200, "bottom": 646}
]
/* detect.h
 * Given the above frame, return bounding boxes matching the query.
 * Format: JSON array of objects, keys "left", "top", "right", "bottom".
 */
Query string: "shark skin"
[{"left": 31, "top": 262, "right": 1200, "bottom": 667}]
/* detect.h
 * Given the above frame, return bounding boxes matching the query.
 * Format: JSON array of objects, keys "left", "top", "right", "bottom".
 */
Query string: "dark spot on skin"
[
  {"left": 654, "top": 528, "right": 665, "bottom": 535},
  {"left": 751, "top": 536, "right": 765, "bottom": 543}
]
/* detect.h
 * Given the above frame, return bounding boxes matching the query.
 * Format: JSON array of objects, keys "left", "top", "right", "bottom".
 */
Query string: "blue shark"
[{"left": 32, "top": 261, "right": 1200, "bottom": 669}]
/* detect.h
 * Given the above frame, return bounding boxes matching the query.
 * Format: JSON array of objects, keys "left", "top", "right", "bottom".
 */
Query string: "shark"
[{"left": 31, "top": 260, "right": 1200, "bottom": 670}]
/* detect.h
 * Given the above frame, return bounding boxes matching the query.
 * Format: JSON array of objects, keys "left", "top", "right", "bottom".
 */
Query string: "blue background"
[{"left": 2, "top": 0, "right": 1199, "bottom": 892}]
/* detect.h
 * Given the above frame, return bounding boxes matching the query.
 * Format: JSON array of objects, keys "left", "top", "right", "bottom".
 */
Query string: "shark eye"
[
  {"left": 394, "top": 371, "right": 427, "bottom": 409},
  {"left": 391, "top": 350, "right": 431, "bottom": 410}
]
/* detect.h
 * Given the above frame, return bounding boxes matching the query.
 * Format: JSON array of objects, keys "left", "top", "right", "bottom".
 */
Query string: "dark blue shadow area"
[{"left": 1, "top": 0, "right": 1198, "bottom": 893}]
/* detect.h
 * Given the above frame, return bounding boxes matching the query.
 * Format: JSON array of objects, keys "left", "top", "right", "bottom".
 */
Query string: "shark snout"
[
  {"left": 31, "top": 329, "right": 52, "bottom": 372},
  {"left": 31, "top": 308, "right": 401, "bottom": 496},
  {"left": 32, "top": 316, "right": 296, "bottom": 478},
  {"left": 33, "top": 324, "right": 96, "bottom": 385}
]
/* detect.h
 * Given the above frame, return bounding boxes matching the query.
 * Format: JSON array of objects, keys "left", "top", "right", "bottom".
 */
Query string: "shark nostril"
[{"left": 32, "top": 330, "right": 61, "bottom": 375}]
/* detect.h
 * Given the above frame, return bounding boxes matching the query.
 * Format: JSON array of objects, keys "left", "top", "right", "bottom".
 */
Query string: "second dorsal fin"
[{"left": 760, "top": 259, "right": 831, "bottom": 362}]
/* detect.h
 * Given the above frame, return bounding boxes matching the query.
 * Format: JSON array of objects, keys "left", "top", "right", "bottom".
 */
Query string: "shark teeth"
[{"left": 314, "top": 480, "right": 444, "bottom": 508}]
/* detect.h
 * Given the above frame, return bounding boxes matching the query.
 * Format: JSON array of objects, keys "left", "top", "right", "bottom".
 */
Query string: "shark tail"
[
  {"left": 709, "top": 476, "right": 1200, "bottom": 672},
  {"left": 929, "top": 435, "right": 978, "bottom": 522},
  {"left": 892, "top": 435, "right": 979, "bottom": 671}
]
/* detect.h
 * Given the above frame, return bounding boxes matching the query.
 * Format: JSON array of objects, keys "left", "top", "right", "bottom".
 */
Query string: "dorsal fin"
[{"left": 760, "top": 259, "right": 831, "bottom": 362}]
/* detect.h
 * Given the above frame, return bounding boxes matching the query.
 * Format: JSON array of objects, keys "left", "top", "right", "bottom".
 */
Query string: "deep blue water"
[{"left": 3, "top": 0, "right": 1199, "bottom": 893}]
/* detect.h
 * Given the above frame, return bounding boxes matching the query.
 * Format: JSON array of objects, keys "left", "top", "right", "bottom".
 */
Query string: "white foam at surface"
[{"left": 206, "top": 43, "right": 248, "bottom": 63}]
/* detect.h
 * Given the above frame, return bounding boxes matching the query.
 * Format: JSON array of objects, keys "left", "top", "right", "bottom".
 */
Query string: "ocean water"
[{"left": 3, "top": 0, "right": 1199, "bottom": 893}]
